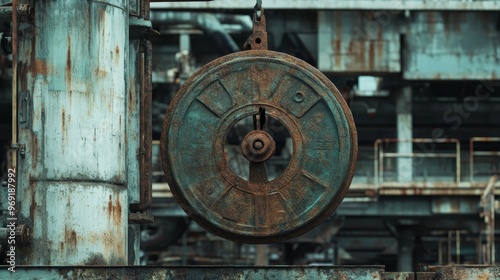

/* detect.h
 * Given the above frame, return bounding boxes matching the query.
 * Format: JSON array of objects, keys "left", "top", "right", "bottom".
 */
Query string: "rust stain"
[
  {"left": 61, "top": 109, "right": 67, "bottom": 143},
  {"left": 64, "top": 226, "right": 78, "bottom": 250},
  {"left": 428, "top": 12, "right": 435, "bottom": 34},
  {"left": 32, "top": 137, "right": 39, "bottom": 169},
  {"left": 114, "top": 196, "right": 122, "bottom": 224},
  {"left": 106, "top": 195, "right": 123, "bottom": 226},
  {"left": 97, "top": 7, "right": 107, "bottom": 42},
  {"left": 334, "top": 40, "right": 341, "bottom": 69},
  {"left": 376, "top": 25, "right": 383, "bottom": 59},
  {"left": 95, "top": 67, "right": 108, "bottom": 78},
  {"left": 69, "top": 90, "right": 72, "bottom": 109},
  {"left": 84, "top": 253, "right": 106, "bottom": 265},
  {"left": 453, "top": 13, "right": 461, "bottom": 33},
  {"left": 29, "top": 181, "right": 36, "bottom": 220},
  {"left": 442, "top": 12, "right": 450, "bottom": 35},
  {"left": 70, "top": 231, "right": 77, "bottom": 246},
  {"left": 66, "top": 35, "right": 72, "bottom": 89},
  {"left": 128, "top": 82, "right": 136, "bottom": 112},
  {"left": 369, "top": 41, "right": 375, "bottom": 70},
  {"left": 33, "top": 60, "right": 49, "bottom": 76},
  {"left": 335, "top": 13, "right": 342, "bottom": 69},
  {"left": 115, "top": 45, "right": 120, "bottom": 65},
  {"left": 107, "top": 195, "right": 113, "bottom": 220},
  {"left": 18, "top": 61, "right": 29, "bottom": 90}
]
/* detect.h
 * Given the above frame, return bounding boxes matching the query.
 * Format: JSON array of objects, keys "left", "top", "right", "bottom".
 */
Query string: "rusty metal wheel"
[{"left": 161, "top": 50, "right": 357, "bottom": 243}]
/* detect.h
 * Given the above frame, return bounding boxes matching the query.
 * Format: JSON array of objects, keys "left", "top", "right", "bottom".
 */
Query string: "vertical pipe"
[
  {"left": 456, "top": 141, "right": 460, "bottom": 183},
  {"left": 470, "top": 138, "right": 474, "bottom": 182},
  {"left": 397, "top": 228, "right": 414, "bottom": 272},
  {"left": 448, "top": 231, "right": 452, "bottom": 264},
  {"left": 438, "top": 240, "right": 443, "bottom": 265},
  {"left": 256, "top": 245, "right": 269, "bottom": 265},
  {"left": 380, "top": 145, "right": 384, "bottom": 185},
  {"left": 491, "top": 190, "right": 495, "bottom": 264},
  {"left": 11, "top": 0, "right": 17, "bottom": 170},
  {"left": 130, "top": 0, "right": 153, "bottom": 212},
  {"left": 476, "top": 237, "right": 481, "bottom": 264},
  {"left": 182, "top": 232, "right": 187, "bottom": 265},
  {"left": 17, "top": 0, "right": 129, "bottom": 265},
  {"left": 130, "top": 38, "right": 152, "bottom": 212},
  {"left": 397, "top": 87, "right": 413, "bottom": 182},
  {"left": 374, "top": 140, "right": 379, "bottom": 187}
]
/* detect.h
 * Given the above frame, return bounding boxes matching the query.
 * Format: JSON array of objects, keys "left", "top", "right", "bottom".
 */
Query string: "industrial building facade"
[{"left": 0, "top": 0, "right": 499, "bottom": 279}]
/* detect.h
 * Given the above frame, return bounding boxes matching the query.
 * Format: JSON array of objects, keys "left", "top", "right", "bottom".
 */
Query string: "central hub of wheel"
[{"left": 241, "top": 130, "right": 276, "bottom": 162}]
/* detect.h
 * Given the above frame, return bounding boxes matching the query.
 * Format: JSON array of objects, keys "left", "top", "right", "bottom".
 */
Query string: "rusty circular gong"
[{"left": 161, "top": 50, "right": 357, "bottom": 243}]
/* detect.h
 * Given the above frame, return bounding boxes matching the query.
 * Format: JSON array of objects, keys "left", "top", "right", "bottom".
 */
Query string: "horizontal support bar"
[
  {"left": 382, "top": 153, "right": 457, "bottom": 158},
  {"left": 151, "top": 0, "right": 500, "bottom": 11},
  {"left": 472, "top": 151, "right": 500, "bottom": 156},
  {"left": 471, "top": 137, "right": 500, "bottom": 142},
  {"left": 0, "top": 266, "right": 386, "bottom": 279},
  {"left": 376, "top": 138, "right": 459, "bottom": 144}
]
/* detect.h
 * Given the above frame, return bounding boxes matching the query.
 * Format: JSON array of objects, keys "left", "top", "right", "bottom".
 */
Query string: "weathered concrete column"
[
  {"left": 397, "top": 87, "right": 413, "bottom": 182},
  {"left": 17, "top": 0, "right": 129, "bottom": 265}
]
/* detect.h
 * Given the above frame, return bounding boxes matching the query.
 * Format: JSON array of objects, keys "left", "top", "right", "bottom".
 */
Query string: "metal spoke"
[
  {"left": 249, "top": 161, "right": 268, "bottom": 183},
  {"left": 259, "top": 107, "right": 266, "bottom": 130}
]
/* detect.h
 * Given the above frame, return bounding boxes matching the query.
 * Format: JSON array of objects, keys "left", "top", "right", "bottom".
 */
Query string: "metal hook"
[
  {"left": 256, "top": 0, "right": 262, "bottom": 10},
  {"left": 254, "top": 0, "right": 263, "bottom": 21}
]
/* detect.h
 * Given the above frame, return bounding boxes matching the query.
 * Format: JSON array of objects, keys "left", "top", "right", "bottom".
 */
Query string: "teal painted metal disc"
[{"left": 161, "top": 50, "right": 357, "bottom": 243}]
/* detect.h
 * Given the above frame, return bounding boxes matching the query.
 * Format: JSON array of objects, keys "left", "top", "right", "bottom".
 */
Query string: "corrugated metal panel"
[
  {"left": 318, "top": 11, "right": 401, "bottom": 73},
  {"left": 404, "top": 12, "right": 500, "bottom": 80}
]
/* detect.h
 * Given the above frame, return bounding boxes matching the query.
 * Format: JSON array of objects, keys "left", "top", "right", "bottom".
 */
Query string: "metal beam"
[
  {"left": 151, "top": 1, "right": 500, "bottom": 11},
  {"left": 1, "top": 266, "right": 386, "bottom": 279},
  {"left": 151, "top": 196, "right": 482, "bottom": 217}
]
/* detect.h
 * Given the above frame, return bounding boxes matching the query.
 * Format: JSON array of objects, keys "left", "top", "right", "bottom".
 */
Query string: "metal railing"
[
  {"left": 374, "top": 138, "right": 461, "bottom": 187},
  {"left": 480, "top": 175, "right": 499, "bottom": 264},
  {"left": 470, "top": 137, "right": 500, "bottom": 182}
]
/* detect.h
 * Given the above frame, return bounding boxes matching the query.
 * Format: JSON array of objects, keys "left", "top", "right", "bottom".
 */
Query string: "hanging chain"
[{"left": 243, "top": 0, "right": 268, "bottom": 50}]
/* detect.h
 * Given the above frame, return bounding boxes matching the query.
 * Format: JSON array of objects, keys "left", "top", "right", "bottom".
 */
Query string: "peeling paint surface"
[
  {"left": 404, "top": 12, "right": 500, "bottom": 80},
  {"left": 318, "top": 11, "right": 401, "bottom": 73},
  {"left": 17, "top": 0, "right": 129, "bottom": 265}
]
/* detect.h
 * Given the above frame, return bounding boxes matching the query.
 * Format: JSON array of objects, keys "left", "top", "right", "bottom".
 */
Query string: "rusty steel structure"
[
  {"left": 15, "top": 0, "right": 129, "bottom": 264},
  {"left": 470, "top": 137, "right": 500, "bottom": 183},
  {"left": 161, "top": 6, "right": 357, "bottom": 243},
  {"left": 4, "top": 0, "right": 156, "bottom": 265},
  {"left": 374, "top": 138, "right": 461, "bottom": 187}
]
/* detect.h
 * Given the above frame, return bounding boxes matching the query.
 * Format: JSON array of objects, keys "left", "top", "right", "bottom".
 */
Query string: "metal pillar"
[
  {"left": 397, "top": 87, "right": 413, "bottom": 182},
  {"left": 16, "top": 0, "right": 129, "bottom": 264},
  {"left": 256, "top": 245, "right": 269, "bottom": 265},
  {"left": 398, "top": 228, "right": 414, "bottom": 272}
]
